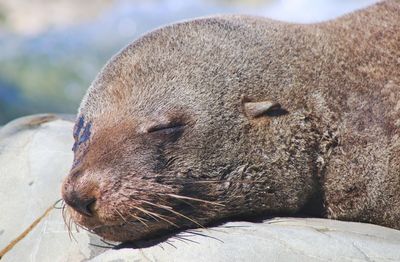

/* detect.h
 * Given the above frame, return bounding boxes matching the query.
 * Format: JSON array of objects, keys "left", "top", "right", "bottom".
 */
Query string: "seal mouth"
[
  {"left": 68, "top": 204, "right": 140, "bottom": 228},
  {"left": 67, "top": 202, "right": 183, "bottom": 242}
]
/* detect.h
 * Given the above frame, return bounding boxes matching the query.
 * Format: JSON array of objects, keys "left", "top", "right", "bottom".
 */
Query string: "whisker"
[
  {"left": 185, "top": 230, "right": 224, "bottom": 243},
  {"left": 53, "top": 199, "right": 64, "bottom": 209},
  {"left": 100, "top": 239, "right": 118, "bottom": 247},
  {"left": 61, "top": 204, "right": 67, "bottom": 228},
  {"left": 162, "top": 193, "right": 225, "bottom": 206},
  {"left": 142, "top": 201, "right": 204, "bottom": 228},
  {"left": 127, "top": 203, "right": 179, "bottom": 228},
  {"left": 114, "top": 209, "right": 128, "bottom": 222},
  {"left": 174, "top": 235, "right": 200, "bottom": 245},
  {"left": 128, "top": 213, "right": 149, "bottom": 228},
  {"left": 89, "top": 243, "right": 114, "bottom": 249},
  {"left": 77, "top": 222, "right": 94, "bottom": 235},
  {"left": 132, "top": 206, "right": 160, "bottom": 221},
  {"left": 74, "top": 222, "right": 80, "bottom": 233},
  {"left": 61, "top": 202, "right": 77, "bottom": 241},
  {"left": 166, "top": 197, "right": 196, "bottom": 208},
  {"left": 63, "top": 211, "right": 71, "bottom": 240},
  {"left": 115, "top": 208, "right": 149, "bottom": 228},
  {"left": 121, "top": 193, "right": 179, "bottom": 228},
  {"left": 67, "top": 214, "right": 77, "bottom": 241}
]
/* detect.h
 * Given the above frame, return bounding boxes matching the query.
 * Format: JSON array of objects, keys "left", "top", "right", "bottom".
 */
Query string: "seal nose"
[
  {"left": 62, "top": 183, "right": 96, "bottom": 217},
  {"left": 63, "top": 190, "right": 96, "bottom": 217}
]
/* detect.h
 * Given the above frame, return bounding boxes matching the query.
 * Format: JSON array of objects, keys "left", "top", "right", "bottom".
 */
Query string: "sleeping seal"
[{"left": 62, "top": 0, "right": 400, "bottom": 242}]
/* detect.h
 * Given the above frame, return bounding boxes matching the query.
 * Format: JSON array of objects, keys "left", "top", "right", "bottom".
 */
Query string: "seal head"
[{"left": 61, "top": 16, "right": 322, "bottom": 242}]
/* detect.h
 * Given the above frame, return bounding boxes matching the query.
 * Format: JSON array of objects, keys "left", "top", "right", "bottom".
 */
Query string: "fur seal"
[{"left": 62, "top": 0, "right": 400, "bottom": 242}]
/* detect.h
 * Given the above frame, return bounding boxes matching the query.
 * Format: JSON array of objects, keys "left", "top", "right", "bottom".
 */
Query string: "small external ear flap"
[{"left": 241, "top": 95, "right": 288, "bottom": 119}]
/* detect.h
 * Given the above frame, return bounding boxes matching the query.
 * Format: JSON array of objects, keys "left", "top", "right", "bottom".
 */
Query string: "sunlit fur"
[{"left": 62, "top": 0, "right": 400, "bottom": 242}]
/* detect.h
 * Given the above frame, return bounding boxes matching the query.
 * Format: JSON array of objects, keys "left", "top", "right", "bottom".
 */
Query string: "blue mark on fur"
[
  {"left": 72, "top": 157, "right": 81, "bottom": 169},
  {"left": 72, "top": 141, "right": 79, "bottom": 152},
  {"left": 79, "top": 122, "right": 92, "bottom": 145},
  {"left": 73, "top": 116, "right": 85, "bottom": 140},
  {"left": 72, "top": 115, "right": 92, "bottom": 152}
]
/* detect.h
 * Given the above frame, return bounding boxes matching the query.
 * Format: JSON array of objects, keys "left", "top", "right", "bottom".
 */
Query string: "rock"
[
  {"left": 91, "top": 218, "right": 400, "bottom": 262},
  {"left": 0, "top": 114, "right": 107, "bottom": 261},
  {"left": 1, "top": 114, "right": 400, "bottom": 262}
]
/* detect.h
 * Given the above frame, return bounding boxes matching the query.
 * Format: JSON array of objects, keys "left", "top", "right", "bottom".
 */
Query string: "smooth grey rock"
[
  {"left": 0, "top": 114, "right": 106, "bottom": 261},
  {"left": 2, "top": 204, "right": 109, "bottom": 262},
  {"left": 91, "top": 218, "right": 400, "bottom": 262},
  {"left": 0, "top": 114, "right": 73, "bottom": 251}
]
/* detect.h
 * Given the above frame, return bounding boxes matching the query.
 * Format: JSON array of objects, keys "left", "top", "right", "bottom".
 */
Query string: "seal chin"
[
  {"left": 91, "top": 220, "right": 179, "bottom": 242},
  {"left": 76, "top": 217, "right": 161, "bottom": 242},
  {"left": 91, "top": 224, "right": 141, "bottom": 242}
]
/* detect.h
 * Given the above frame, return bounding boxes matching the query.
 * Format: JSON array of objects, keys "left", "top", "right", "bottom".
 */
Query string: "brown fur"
[{"left": 62, "top": 0, "right": 400, "bottom": 242}]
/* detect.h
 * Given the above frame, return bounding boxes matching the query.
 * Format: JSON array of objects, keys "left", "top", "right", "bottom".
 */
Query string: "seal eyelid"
[{"left": 147, "top": 122, "right": 186, "bottom": 134}]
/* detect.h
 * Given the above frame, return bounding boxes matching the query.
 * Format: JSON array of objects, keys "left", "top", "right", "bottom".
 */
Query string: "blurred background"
[{"left": 0, "top": 0, "right": 378, "bottom": 124}]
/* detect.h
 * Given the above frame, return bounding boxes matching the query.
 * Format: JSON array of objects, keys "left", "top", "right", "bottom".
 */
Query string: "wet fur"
[{"left": 62, "top": 0, "right": 400, "bottom": 242}]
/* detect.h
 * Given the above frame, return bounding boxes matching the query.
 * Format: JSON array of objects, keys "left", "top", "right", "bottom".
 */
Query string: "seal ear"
[{"left": 241, "top": 95, "right": 288, "bottom": 119}]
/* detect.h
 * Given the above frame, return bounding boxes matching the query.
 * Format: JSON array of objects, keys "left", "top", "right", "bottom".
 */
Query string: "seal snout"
[{"left": 62, "top": 180, "right": 97, "bottom": 217}]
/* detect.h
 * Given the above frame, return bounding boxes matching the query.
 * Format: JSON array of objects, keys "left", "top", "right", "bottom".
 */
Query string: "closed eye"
[{"left": 147, "top": 122, "right": 186, "bottom": 134}]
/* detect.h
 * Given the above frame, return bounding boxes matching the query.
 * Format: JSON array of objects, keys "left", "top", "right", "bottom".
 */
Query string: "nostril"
[
  {"left": 77, "top": 197, "right": 96, "bottom": 217},
  {"left": 63, "top": 190, "right": 96, "bottom": 217}
]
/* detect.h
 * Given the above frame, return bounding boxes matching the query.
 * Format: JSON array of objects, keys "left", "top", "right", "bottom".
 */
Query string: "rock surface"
[
  {"left": 92, "top": 218, "right": 400, "bottom": 262},
  {"left": 0, "top": 114, "right": 106, "bottom": 261},
  {"left": 1, "top": 114, "right": 400, "bottom": 262}
]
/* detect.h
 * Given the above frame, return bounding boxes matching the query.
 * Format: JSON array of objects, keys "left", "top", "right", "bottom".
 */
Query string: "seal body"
[{"left": 62, "top": 0, "right": 400, "bottom": 242}]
